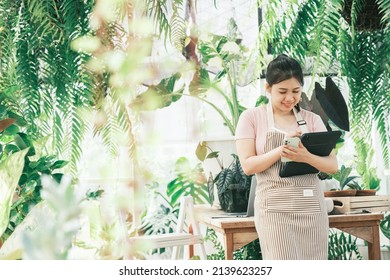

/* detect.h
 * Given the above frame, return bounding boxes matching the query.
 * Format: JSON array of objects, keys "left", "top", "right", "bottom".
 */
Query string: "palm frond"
[
  {"left": 1, "top": 0, "right": 96, "bottom": 175},
  {"left": 15, "top": 4, "right": 42, "bottom": 124},
  {"left": 350, "top": 0, "right": 366, "bottom": 35},
  {"left": 93, "top": 99, "right": 132, "bottom": 159},
  {"left": 257, "top": 0, "right": 285, "bottom": 67},
  {"left": 377, "top": 0, "right": 390, "bottom": 29},
  {"left": 170, "top": 3, "right": 186, "bottom": 52},
  {"left": 272, "top": 0, "right": 321, "bottom": 64},
  {"left": 144, "top": 0, "right": 170, "bottom": 42},
  {"left": 27, "top": 0, "right": 64, "bottom": 43},
  {"left": 309, "top": 0, "right": 342, "bottom": 74},
  {"left": 0, "top": 0, "right": 19, "bottom": 107}
]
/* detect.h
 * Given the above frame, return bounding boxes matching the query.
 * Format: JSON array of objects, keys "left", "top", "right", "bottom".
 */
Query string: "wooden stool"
[{"left": 129, "top": 196, "right": 207, "bottom": 259}]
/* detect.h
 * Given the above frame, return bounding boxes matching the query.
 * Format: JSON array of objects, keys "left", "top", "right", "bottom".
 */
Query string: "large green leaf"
[
  {"left": 195, "top": 141, "right": 207, "bottom": 161},
  {"left": 0, "top": 148, "right": 29, "bottom": 237},
  {"left": 166, "top": 157, "right": 209, "bottom": 206},
  {"left": 130, "top": 73, "right": 184, "bottom": 111},
  {"left": 380, "top": 214, "right": 390, "bottom": 240}
]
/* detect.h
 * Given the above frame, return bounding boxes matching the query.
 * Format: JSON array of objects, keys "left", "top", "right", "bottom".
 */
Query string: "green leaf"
[
  {"left": 206, "top": 151, "right": 219, "bottom": 159},
  {"left": 130, "top": 73, "right": 184, "bottom": 111},
  {"left": 29, "top": 161, "right": 39, "bottom": 169},
  {"left": 52, "top": 173, "right": 64, "bottom": 183},
  {"left": 14, "top": 133, "right": 35, "bottom": 156},
  {"left": 380, "top": 214, "right": 390, "bottom": 240},
  {"left": 0, "top": 149, "right": 29, "bottom": 237},
  {"left": 13, "top": 134, "right": 29, "bottom": 150},
  {"left": 255, "top": 95, "right": 269, "bottom": 107},
  {"left": 24, "top": 180, "right": 38, "bottom": 195},
  {"left": 3, "top": 124, "right": 19, "bottom": 136},
  {"left": 4, "top": 144, "right": 20, "bottom": 154},
  {"left": 0, "top": 105, "right": 7, "bottom": 117},
  {"left": 50, "top": 160, "right": 69, "bottom": 170},
  {"left": 86, "top": 189, "right": 104, "bottom": 200},
  {"left": 7, "top": 112, "right": 28, "bottom": 127},
  {"left": 18, "top": 174, "right": 28, "bottom": 186},
  {"left": 36, "top": 155, "right": 57, "bottom": 172},
  {"left": 195, "top": 142, "right": 208, "bottom": 161}
]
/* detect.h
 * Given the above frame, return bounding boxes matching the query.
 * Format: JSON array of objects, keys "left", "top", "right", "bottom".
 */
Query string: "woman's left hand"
[{"left": 281, "top": 141, "right": 312, "bottom": 163}]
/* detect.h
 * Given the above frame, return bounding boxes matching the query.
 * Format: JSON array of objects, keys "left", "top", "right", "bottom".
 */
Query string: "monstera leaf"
[{"left": 380, "top": 214, "right": 390, "bottom": 241}]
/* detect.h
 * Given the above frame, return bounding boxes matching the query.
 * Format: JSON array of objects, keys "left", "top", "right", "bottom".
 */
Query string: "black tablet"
[{"left": 279, "top": 130, "right": 342, "bottom": 177}]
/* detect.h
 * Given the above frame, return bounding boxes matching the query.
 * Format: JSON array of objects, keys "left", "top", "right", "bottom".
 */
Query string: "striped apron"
[{"left": 253, "top": 104, "right": 329, "bottom": 260}]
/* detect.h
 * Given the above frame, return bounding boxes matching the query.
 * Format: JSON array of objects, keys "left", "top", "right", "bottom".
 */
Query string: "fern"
[
  {"left": 0, "top": 0, "right": 20, "bottom": 112},
  {"left": 350, "top": 0, "right": 366, "bottom": 37},
  {"left": 272, "top": 0, "right": 321, "bottom": 64},
  {"left": 170, "top": 4, "right": 186, "bottom": 52},
  {"left": 309, "top": 0, "right": 342, "bottom": 74},
  {"left": 93, "top": 98, "right": 131, "bottom": 159},
  {"left": 257, "top": 0, "right": 286, "bottom": 68},
  {"left": 144, "top": 0, "right": 170, "bottom": 42},
  {"left": 0, "top": 0, "right": 96, "bottom": 175},
  {"left": 378, "top": 0, "right": 390, "bottom": 28}
]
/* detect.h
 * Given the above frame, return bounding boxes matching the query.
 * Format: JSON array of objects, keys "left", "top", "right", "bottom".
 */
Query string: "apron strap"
[
  {"left": 293, "top": 107, "right": 309, "bottom": 134},
  {"left": 267, "top": 102, "right": 309, "bottom": 133},
  {"left": 266, "top": 102, "right": 274, "bottom": 130}
]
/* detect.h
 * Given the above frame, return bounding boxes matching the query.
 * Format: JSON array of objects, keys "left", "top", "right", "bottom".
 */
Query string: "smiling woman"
[{"left": 235, "top": 54, "right": 338, "bottom": 260}]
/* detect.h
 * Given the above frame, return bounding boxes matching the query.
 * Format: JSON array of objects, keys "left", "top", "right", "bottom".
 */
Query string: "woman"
[{"left": 235, "top": 54, "right": 338, "bottom": 260}]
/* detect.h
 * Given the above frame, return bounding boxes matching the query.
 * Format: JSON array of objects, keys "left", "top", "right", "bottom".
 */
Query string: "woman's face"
[{"left": 266, "top": 77, "right": 302, "bottom": 114}]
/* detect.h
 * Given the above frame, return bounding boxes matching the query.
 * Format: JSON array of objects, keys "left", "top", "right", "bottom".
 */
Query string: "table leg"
[
  {"left": 224, "top": 233, "right": 234, "bottom": 260},
  {"left": 368, "top": 225, "right": 381, "bottom": 260}
]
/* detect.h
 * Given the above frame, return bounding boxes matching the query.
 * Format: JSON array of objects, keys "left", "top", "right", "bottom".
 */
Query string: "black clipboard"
[{"left": 279, "top": 130, "right": 342, "bottom": 177}]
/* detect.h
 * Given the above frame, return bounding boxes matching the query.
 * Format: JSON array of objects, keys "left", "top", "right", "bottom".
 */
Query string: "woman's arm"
[{"left": 236, "top": 139, "right": 282, "bottom": 175}]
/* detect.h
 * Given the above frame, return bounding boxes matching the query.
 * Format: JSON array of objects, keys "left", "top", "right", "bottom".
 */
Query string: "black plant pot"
[{"left": 218, "top": 184, "right": 249, "bottom": 213}]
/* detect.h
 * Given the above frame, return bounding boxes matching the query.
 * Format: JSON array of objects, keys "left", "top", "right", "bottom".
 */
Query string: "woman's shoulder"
[
  {"left": 300, "top": 108, "right": 321, "bottom": 120},
  {"left": 241, "top": 105, "right": 267, "bottom": 118},
  {"left": 237, "top": 105, "right": 267, "bottom": 127}
]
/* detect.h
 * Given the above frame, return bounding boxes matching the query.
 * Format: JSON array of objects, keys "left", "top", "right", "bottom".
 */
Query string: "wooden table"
[{"left": 194, "top": 205, "right": 384, "bottom": 260}]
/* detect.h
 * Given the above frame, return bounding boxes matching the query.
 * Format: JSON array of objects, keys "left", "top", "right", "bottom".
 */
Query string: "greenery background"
[{"left": 0, "top": 0, "right": 389, "bottom": 259}]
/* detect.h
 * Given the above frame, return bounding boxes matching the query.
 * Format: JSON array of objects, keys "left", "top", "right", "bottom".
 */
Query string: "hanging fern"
[
  {"left": 144, "top": 0, "right": 170, "bottom": 43},
  {"left": 272, "top": 0, "right": 321, "bottom": 64},
  {"left": 0, "top": 0, "right": 96, "bottom": 175},
  {"left": 93, "top": 98, "right": 132, "bottom": 159},
  {"left": 170, "top": 4, "right": 186, "bottom": 52},
  {"left": 309, "top": 0, "right": 342, "bottom": 74}
]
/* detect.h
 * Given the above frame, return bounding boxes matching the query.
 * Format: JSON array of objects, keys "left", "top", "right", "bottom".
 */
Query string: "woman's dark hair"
[
  {"left": 265, "top": 54, "right": 304, "bottom": 111},
  {"left": 265, "top": 54, "right": 304, "bottom": 86}
]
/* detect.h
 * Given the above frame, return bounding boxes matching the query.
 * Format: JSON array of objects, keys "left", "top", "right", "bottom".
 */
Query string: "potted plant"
[
  {"left": 196, "top": 140, "right": 252, "bottom": 212},
  {"left": 213, "top": 154, "right": 252, "bottom": 213},
  {"left": 322, "top": 165, "right": 359, "bottom": 197},
  {"left": 353, "top": 140, "right": 381, "bottom": 196}
]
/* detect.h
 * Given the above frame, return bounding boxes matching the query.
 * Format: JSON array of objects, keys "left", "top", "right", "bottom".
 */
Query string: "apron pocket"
[{"left": 266, "top": 186, "right": 321, "bottom": 213}]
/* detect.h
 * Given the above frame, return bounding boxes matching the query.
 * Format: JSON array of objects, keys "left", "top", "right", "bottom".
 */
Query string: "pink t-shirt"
[{"left": 235, "top": 105, "right": 327, "bottom": 155}]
